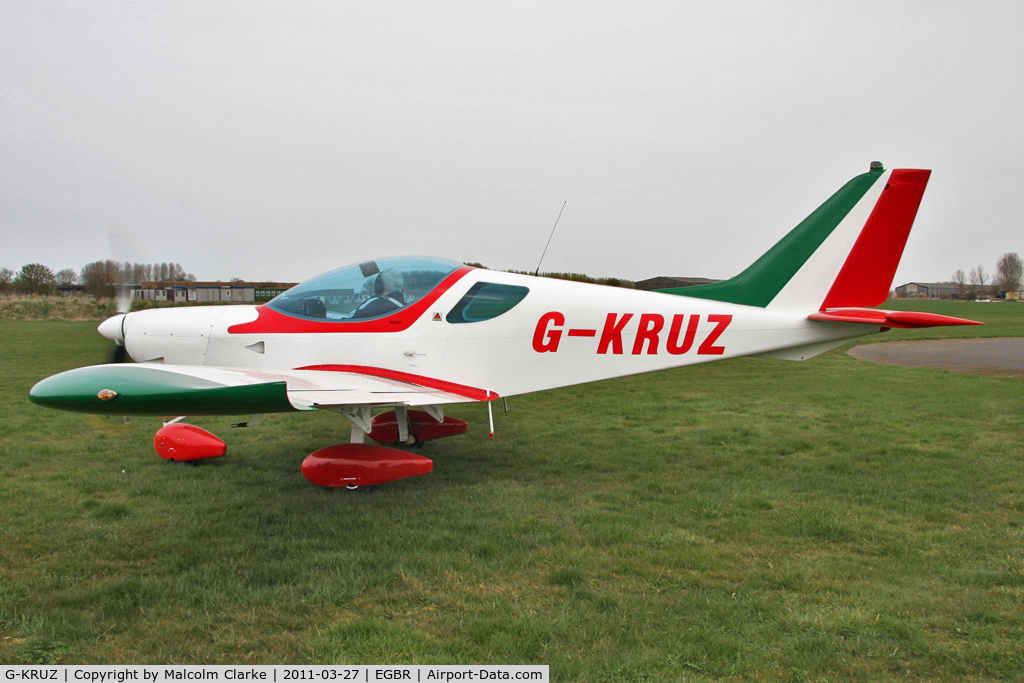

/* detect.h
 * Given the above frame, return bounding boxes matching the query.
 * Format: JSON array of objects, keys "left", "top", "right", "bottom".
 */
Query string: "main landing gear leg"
[{"left": 346, "top": 416, "right": 378, "bottom": 493}]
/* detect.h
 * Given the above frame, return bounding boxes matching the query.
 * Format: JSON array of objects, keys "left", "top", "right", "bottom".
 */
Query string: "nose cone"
[{"left": 98, "top": 314, "right": 126, "bottom": 344}]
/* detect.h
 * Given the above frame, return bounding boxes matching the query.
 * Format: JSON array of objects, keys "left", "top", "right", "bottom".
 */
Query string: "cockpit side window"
[
  {"left": 446, "top": 282, "right": 530, "bottom": 323},
  {"left": 268, "top": 257, "right": 462, "bottom": 322}
]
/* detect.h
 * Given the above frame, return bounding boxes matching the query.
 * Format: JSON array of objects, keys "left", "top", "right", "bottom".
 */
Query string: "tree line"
[
  {"left": 949, "top": 252, "right": 1022, "bottom": 299},
  {"left": 0, "top": 261, "right": 195, "bottom": 297}
]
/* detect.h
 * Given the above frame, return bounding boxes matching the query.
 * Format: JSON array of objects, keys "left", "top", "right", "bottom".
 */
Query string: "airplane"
[{"left": 29, "top": 162, "right": 981, "bottom": 489}]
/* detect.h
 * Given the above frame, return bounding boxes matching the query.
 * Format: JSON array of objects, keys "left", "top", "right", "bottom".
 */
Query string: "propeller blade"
[
  {"left": 115, "top": 284, "right": 133, "bottom": 314},
  {"left": 109, "top": 343, "right": 128, "bottom": 364}
]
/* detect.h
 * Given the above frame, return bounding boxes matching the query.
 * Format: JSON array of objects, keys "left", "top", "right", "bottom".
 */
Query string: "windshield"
[{"left": 268, "top": 256, "right": 463, "bottom": 322}]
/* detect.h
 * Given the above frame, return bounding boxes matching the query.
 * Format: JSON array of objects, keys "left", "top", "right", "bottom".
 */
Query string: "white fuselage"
[{"left": 120, "top": 269, "right": 876, "bottom": 398}]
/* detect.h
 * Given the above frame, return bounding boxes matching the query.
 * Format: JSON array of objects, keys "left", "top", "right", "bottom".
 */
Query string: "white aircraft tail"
[{"left": 657, "top": 163, "right": 931, "bottom": 312}]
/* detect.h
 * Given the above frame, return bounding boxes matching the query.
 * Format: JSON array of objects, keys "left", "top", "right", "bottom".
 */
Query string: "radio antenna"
[{"left": 534, "top": 200, "right": 567, "bottom": 277}]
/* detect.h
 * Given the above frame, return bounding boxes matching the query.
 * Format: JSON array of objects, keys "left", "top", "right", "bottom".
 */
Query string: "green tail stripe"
[
  {"left": 29, "top": 365, "right": 297, "bottom": 416},
  {"left": 657, "top": 168, "right": 884, "bottom": 307}
]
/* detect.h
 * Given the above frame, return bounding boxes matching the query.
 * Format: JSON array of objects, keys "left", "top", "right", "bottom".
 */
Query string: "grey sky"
[{"left": 2, "top": 1, "right": 1021, "bottom": 285}]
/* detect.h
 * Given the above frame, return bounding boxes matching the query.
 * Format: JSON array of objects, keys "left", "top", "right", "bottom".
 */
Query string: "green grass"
[{"left": 1, "top": 304, "right": 1023, "bottom": 680}]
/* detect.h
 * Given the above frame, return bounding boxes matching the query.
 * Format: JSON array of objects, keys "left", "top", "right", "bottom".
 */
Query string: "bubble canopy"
[{"left": 268, "top": 256, "right": 464, "bottom": 322}]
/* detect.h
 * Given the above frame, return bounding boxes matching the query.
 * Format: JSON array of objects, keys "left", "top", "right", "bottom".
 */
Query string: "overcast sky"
[{"left": 2, "top": 1, "right": 1021, "bottom": 285}]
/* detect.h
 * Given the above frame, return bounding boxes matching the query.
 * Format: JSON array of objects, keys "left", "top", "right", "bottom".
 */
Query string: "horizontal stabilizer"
[{"left": 808, "top": 308, "right": 983, "bottom": 329}]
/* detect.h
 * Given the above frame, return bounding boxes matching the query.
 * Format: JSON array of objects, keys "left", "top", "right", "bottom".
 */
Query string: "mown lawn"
[{"left": 1, "top": 302, "right": 1022, "bottom": 680}]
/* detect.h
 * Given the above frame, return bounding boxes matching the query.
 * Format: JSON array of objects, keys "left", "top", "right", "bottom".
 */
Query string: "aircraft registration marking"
[{"left": 533, "top": 312, "right": 732, "bottom": 356}]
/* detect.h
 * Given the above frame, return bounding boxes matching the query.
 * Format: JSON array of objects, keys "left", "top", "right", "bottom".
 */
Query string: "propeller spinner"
[{"left": 98, "top": 312, "right": 129, "bottom": 363}]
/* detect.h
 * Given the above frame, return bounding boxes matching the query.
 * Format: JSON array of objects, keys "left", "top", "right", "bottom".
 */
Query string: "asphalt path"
[{"left": 848, "top": 337, "right": 1024, "bottom": 378}]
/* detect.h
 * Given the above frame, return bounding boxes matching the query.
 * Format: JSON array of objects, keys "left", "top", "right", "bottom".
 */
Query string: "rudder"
[{"left": 817, "top": 169, "right": 931, "bottom": 309}]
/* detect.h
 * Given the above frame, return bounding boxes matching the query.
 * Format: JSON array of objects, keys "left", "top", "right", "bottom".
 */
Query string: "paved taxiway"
[{"left": 848, "top": 337, "right": 1024, "bottom": 377}]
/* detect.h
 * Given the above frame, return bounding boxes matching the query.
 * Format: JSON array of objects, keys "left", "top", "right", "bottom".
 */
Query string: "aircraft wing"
[
  {"left": 29, "top": 363, "right": 488, "bottom": 416},
  {"left": 266, "top": 366, "right": 487, "bottom": 409}
]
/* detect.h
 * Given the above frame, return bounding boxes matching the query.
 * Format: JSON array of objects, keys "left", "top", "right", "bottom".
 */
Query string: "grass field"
[
  {"left": 1, "top": 301, "right": 1022, "bottom": 680},
  {"left": 0, "top": 295, "right": 199, "bottom": 321}
]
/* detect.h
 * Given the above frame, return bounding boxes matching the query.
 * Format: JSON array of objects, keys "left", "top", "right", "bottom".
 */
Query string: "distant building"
[
  {"left": 634, "top": 276, "right": 721, "bottom": 292},
  {"left": 135, "top": 281, "right": 296, "bottom": 303},
  {"left": 894, "top": 282, "right": 960, "bottom": 298},
  {"left": 57, "top": 284, "right": 85, "bottom": 297}
]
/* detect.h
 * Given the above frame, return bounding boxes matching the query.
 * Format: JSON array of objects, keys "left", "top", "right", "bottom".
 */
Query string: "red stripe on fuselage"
[
  {"left": 295, "top": 364, "right": 496, "bottom": 401},
  {"left": 228, "top": 266, "right": 475, "bottom": 335}
]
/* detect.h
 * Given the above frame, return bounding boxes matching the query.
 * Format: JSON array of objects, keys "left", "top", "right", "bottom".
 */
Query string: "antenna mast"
[{"left": 534, "top": 201, "right": 567, "bottom": 277}]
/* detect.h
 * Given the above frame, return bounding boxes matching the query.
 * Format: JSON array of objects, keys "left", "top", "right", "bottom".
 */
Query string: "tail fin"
[{"left": 658, "top": 163, "right": 931, "bottom": 311}]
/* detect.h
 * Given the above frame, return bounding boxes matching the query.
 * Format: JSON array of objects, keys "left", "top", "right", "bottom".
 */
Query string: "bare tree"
[
  {"left": 0, "top": 267, "right": 13, "bottom": 294},
  {"left": 129, "top": 263, "right": 152, "bottom": 284},
  {"left": 79, "top": 260, "right": 195, "bottom": 296},
  {"left": 166, "top": 263, "right": 194, "bottom": 281},
  {"left": 995, "top": 252, "right": 1023, "bottom": 294},
  {"left": 55, "top": 268, "right": 78, "bottom": 286},
  {"left": 967, "top": 267, "right": 979, "bottom": 298},
  {"left": 953, "top": 269, "right": 966, "bottom": 298},
  {"left": 976, "top": 264, "right": 990, "bottom": 296},
  {"left": 80, "top": 260, "right": 120, "bottom": 298}
]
